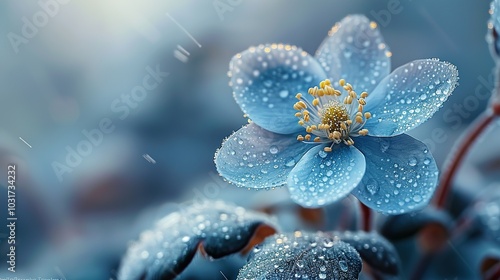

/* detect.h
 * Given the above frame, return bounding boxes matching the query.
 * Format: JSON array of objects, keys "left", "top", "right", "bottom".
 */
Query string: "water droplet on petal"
[
  {"left": 379, "top": 140, "right": 390, "bottom": 153},
  {"left": 318, "top": 150, "right": 327, "bottom": 159},
  {"left": 408, "top": 157, "right": 417, "bottom": 167},
  {"left": 279, "top": 90, "right": 289, "bottom": 98},
  {"left": 285, "top": 158, "right": 296, "bottom": 167},
  {"left": 270, "top": 146, "right": 279, "bottom": 154},
  {"left": 365, "top": 179, "right": 379, "bottom": 195}
]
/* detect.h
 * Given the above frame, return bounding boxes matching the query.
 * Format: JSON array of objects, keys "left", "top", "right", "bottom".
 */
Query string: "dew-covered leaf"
[
  {"left": 237, "top": 232, "right": 362, "bottom": 280},
  {"left": 379, "top": 207, "right": 453, "bottom": 241},
  {"left": 118, "top": 200, "right": 278, "bottom": 280},
  {"left": 337, "top": 231, "right": 400, "bottom": 277}
]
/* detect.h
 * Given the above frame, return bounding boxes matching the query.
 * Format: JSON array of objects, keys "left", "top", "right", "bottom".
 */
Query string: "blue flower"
[{"left": 215, "top": 15, "right": 459, "bottom": 214}]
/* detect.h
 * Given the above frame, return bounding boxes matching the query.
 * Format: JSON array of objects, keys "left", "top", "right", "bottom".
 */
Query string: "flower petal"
[
  {"left": 315, "top": 14, "right": 391, "bottom": 93},
  {"left": 352, "top": 134, "right": 439, "bottom": 214},
  {"left": 230, "top": 44, "right": 327, "bottom": 134},
  {"left": 364, "top": 59, "right": 459, "bottom": 136},
  {"left": 215, "top": 123, "right": 311, "bottom": 189},
  {"left": 287, "top": 144, "right": 366, "bottom": 208}
]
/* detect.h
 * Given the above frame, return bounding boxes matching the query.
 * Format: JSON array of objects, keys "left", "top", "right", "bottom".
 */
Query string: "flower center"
[
  {"left": 293, "top": 79, "right": 371, "bottom": 152},
  {"left": 321, "top": 102, "right": 349, "bottom": 133}
]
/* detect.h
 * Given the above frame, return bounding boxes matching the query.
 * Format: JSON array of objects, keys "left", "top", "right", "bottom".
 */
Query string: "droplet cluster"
[
  {"left": 353, "top": 134, "right": 439, "bottom": 214},
  {"left": 215, "top": 123, "right": 311, "bottom": 189}
]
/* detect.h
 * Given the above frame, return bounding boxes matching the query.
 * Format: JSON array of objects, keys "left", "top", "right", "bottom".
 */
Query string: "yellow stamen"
[{"left": 324, "top": 147, "right": 332, "bottom": 152}]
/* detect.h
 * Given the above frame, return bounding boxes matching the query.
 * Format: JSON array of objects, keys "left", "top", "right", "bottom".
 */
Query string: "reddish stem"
[
  {"left": 434, "top": 111, "right": 496, "bottom": 208},
  {"left": 360, "top": 203, "right": 372, "bottom": 232}
]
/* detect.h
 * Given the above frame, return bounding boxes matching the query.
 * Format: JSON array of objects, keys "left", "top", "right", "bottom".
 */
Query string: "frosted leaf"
[
  {"left": 118, "top": 200, "right": 278, "bottom": 280},
  {"left": 237, "top": 232, "right": 362, "bottom": 280},
  {"left": 337, "top": 231, "right": 401, "bottom": 277}
]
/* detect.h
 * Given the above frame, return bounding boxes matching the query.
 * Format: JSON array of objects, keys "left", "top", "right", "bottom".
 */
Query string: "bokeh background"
[{"left": 0, "top": 0, "right": 497, "bottom": 279}]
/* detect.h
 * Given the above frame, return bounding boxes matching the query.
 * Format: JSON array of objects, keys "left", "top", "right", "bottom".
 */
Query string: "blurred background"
[{"left": 0, "top": 0, "right": 496, "bottom": 279}]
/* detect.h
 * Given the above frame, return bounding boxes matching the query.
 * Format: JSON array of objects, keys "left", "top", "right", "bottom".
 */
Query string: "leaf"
[
  {"left": 237, "top": 231, "right": 362, "bottom": 280},
  {"left": 117, "top": 200, "right": 278, "bottom": 280},
  {"left": 379, "top": 207, "right": 453, "bottom": 241},
  {"left": 337, "top": 231, "right": 401, "bottom": 277}
]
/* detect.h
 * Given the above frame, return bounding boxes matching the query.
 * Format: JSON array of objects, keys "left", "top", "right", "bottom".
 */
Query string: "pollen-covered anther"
[
  {"left": 324, "top": 147, "right": 332, "bottom": 152},
  {"left": 295, "top": 93, "right": 302, "bottom": 99},
  {"left": 304, "top": 134, "right": 311, "bottom": 141},
  {"left": 312, "top": 98, "right": 320, "bottom": 106},
  {"left": 297, "top": 135, "right": 304, "bottom": 141},
  {"left": 314, "top": 137, "right": 321, "bottom": 142},
  {"left": 358, "top": 129, "right": 369, "bottom": 136}
]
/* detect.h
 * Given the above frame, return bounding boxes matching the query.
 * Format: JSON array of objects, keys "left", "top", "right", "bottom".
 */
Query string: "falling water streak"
[
  {"left": 220, "top": 270, "right": 229, "bottom": 280},
  {"left": 19, "top": 136, "right": 32, "bottom": 148},
  {"left": 166, "top": 13, "right": 202, "bottom": 48}
]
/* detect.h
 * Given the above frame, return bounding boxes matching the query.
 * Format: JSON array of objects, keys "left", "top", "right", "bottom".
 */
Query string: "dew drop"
[
  {"left": 423, "top": 158, "right": 431, "bottom": 165},
  {"left": 413, "top": 195, "right": 422, "bottom": 202},
  {"left": 140, "top": 250, "right": 149, "bottom": 259},
  {"left": 318, "top": 150, "right": 327, "bottom": 159},
  {"left": 419, "top": 93, "right": 427, "bottom": 100},
  {"left": 339, "top": 260, "right": 348, "bottom": 272},
  {"left": 279, "top": 90, "right": 289, "bottom": 98},
  {"left": 366, "top": 179, "right": 379, "bottom": 195},
  {"left": 182, "top": 236, "right": 190, "bottom": 242},
  {"left": 285, "top": 158, "right": 296, "bottom": 167},
  {"left": 379, "top": 140, "right": 390, "bottom": 153},
  {"left": 323, "top": 238, "right": 335, "bottom": 248},
  {"left": 270, "top": 146, "right": 279, "bottom": 154},
  {"left": 319, "top": 273, "right": 327, "bottom": 279},
  {"left": 408, "top": 157, "right": 417, "bottom": 167}
]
